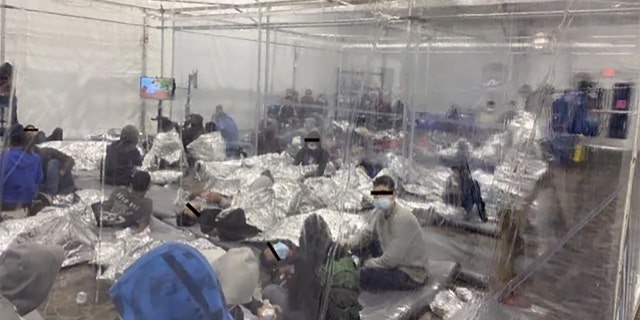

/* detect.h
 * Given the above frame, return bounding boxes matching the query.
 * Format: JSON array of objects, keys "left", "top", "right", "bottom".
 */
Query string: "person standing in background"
[
  {"left": 299, "top": 89, "right": 315, "bottom": 120},
  {"left": 0, "top": 63, "right": 18, "bottom": 138},
  {"left": 214, "top": 106, "right": 239, "bottom": 144}
]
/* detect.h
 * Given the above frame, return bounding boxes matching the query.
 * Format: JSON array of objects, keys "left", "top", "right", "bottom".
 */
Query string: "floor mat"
[{"left": 359, "top": 261, "right": 460, "bottom": 320}]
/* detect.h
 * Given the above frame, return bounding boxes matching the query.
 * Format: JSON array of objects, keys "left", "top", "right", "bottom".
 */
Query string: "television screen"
[{"left": 140, "top": 77, "right": 176, "bottom": 101}]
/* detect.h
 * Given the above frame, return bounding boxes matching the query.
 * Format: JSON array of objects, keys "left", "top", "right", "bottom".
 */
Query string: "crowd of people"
[{"left": 0, "top": 62, "right": 517, "bottom": 320}]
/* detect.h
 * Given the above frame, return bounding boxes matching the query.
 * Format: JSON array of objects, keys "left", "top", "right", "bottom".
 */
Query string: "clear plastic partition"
[{"left": 1, "top": 1, "right": 640, "bottom": 320}]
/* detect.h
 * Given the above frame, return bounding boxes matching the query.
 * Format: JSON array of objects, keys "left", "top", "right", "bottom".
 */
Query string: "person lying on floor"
[
  {"left": 103, "top": 125, "right": 142, "bottom": 186},
  {"left": 182, "top": 170, "right": 276, "bottom": 212},
  {"left": 91, "top": 171, "right": 152, "bottom": 232},
  {"left": 342, "top": 175, "right": 430, "bottom": 292},
  {"left": 442, "top": 163, "right": 488, "bottom": 222},
  {"left": 0, "top": 243, "right": 65, "bottom": 320},
  {"left": 293, "top": 130, "right": 330, "bottom": 178},
  {"left": 261, "top": 214, "right": 362, "bottom": 320},
  {"left": 178, "top": 206, "right": 262, "bottom": 241},
  {"left": 0, "top": 125, "right": 44, "bottom": 220},
  {"left": 25, "top": 125, "right": 76, "bottom": 198}
]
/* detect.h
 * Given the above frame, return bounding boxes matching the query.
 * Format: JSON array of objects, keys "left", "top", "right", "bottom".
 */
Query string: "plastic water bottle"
[
  {"left": 75, "top": 291, "right": 87, "bottom": 305},
  {"left": 260, "top": 299, "right": 276, "bottom": 320}
]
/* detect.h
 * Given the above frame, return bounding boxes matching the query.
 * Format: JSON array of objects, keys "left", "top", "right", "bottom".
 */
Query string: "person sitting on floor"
[
  {"left": 442, "top": 163, "right": 488, "bottom": 222},
  {"left": 343, "top": 175, "right": 430, "bottom": 292},
  {"left": 31, "top": 127, "right": 64, "bottom": 144},
  {"left": 91, "top": 171, "right": 152, "bottom": 232},
  {"left": 0, "top": 125, "right": 43, "bottom": 220},
  {"left": 262, "top": 214, "right": 362, "bottom": 320},
  {"left": 182, "top": 113, "right": 205, "bottom": 148},
  {"left": 24, "top": 125, "right": 76, "bottom": 197},
  {"left": 103, "top": 125, "right": 142, "bottom": 186},
  {"left": 293, "top": 131, "right": 330, "bottom": 178}
]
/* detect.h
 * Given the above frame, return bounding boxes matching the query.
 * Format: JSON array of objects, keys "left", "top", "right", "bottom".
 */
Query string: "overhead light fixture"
[{"left": 533, "top": 32, "right": 549, "bottom": 49}]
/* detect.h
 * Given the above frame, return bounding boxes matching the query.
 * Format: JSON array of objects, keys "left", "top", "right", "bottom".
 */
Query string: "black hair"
[
  {"left": 8, "top": 124, "right": 24, "bottom": 147},
  {"left": 190, "top": 114, "right": 204, "bottom": 127},
  {"left": 131, "top": 171, "right": 151, "bottom": 192},
  {"left": 0, "top": 62, "right": 13, "bottom": 79},
  {"left": 373, "top": 175, "right": 395, "bottom": 191},
  {"left": 205, "top": 121, "right": 217, "bottom": 133}
]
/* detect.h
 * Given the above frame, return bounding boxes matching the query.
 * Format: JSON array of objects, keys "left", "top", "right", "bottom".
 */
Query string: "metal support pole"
[
  {"left": 264, "top": 9, "right": 271, "bottom": 99},
  {"left": 1, "top": 0, "right": 6, "bottom": 62},
  {"left": 292, "top": 46, "right": 298, "bottom": 90},
  {"left": 156, "top": 7, "right": 165, "bottom": 134},
  {"left": 401, "top": 0, "right": 414, "bottom": 160},
  {"left": 254, "top": 2, "right": 263, "bottom": 156},
  {"left": 140, "top": 12, "right": 149, "bottom": 138},
  {"left": 170, "top": 12, "right": 176, "bottom": 120},
  {"left": 335, "top": 48, "right": 343, "bottom": 120}
]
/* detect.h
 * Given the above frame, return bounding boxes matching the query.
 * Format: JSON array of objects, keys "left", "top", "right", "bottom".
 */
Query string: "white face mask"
[{"left": 308, "top": 144, "right": 317, "bottom": 150}]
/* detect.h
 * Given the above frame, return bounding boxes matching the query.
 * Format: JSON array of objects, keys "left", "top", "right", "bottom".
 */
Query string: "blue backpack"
[{"left": 109, "top": 243, "right": 234, "bottom": 320}]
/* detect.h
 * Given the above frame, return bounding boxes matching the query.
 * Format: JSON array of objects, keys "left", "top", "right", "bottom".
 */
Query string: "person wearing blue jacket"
[
  {"left": 0, "top": 125, "right": 43, "bottom": 219},
  {"left": 214, "top": 105, "right": 240, "bottom": 156}
]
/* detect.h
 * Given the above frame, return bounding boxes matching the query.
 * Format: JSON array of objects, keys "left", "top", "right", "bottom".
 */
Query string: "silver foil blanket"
[
  {"left": 0, "top": 205, "right": 99, "bottom": 268},
  {"left": 430, "top": 288, "right": 477, "bottom": 320},
  {"left": 186, "top": 132, "right": 226, "bottom": 163},
  {"left": 86, "top": 128, "right": 122, "bottom": 142},
  {"left": 250, "top": 209, "right": 367, "bottom": 245},
  {"left": 142, "top": 131, "right": 184, "bottom": 168},
  {"left": 148, "top": 170, "right": 183, "bottom": 185},
  {"left": 39, "top": 141, "right": 110, "bottom": 171},
  {"left": 94, "top": 228, "right": 220, "bottom": 281}
]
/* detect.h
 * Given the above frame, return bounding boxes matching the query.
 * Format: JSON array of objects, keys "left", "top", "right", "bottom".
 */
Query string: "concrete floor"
[{"left": 35, "top": 147, "right": 632, "bottom": 319}]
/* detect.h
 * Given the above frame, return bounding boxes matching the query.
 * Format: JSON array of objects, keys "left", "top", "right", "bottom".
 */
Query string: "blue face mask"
[
  {"left": 373, "top": 198, "right": 393, "bottom": 211},
  {"left": 273, "top": 242, "right": 290, "bottom": 260}
]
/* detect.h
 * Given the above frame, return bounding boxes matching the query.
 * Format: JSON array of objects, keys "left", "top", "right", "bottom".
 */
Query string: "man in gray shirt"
[{"left": 345, "top": 175, "right": 430, "bottom": 291}]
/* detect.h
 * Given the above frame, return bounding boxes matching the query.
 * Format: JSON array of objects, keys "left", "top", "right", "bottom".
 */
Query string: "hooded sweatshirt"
[
  {"left": 0, "top": 243, "right": 65, "bottom": 316},
  {"left": 104, "top": 125, "right": 142, "bottom": 186},
  {"left": 1, "top": 149, "right": 43, "bottom": 205},
  {"left": 211, "top": 248, "right": 260, "bottom": 306}
]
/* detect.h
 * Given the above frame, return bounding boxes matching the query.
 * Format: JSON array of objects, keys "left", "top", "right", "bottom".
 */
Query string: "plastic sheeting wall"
[
  {"left": 172, "top": 30, "right": 339, "bottom": 130},
  {"left": 3, "top": 0, "right": 172, "bottom": 138}
]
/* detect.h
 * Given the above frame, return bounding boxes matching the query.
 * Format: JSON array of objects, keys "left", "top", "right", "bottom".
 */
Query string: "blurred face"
[
  {"left": 262, "top": 247, "right": 279, "bottom": 268},
  {"left": 305, "top": 90, "right": 312, "bottom": 96},
  {"left": 307, "top": 142, "right": 318, "bottom": 150},
  {"left": 372, "top": 184, "right": 395, "bottom": 212},
  {"left": 215, "top": 106, "right": 223, "bottom": 116},
  {"left": 25, "top": 129, "right": 37, "bottom": 140}
]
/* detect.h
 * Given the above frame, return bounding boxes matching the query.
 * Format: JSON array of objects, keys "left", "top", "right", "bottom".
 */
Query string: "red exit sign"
[{"left": 602, "top": 69, "right": 616, "bottom": 77}]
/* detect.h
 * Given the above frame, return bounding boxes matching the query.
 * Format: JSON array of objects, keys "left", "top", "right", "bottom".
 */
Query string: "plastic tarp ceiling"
[{"left": 4, "top": 1, "right": 640, "bottom": 320}]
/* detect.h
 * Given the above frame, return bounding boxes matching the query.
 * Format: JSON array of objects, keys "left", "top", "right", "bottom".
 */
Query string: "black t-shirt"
[{"left": 93, "top": 187, "right": 152, "bottom": 229}]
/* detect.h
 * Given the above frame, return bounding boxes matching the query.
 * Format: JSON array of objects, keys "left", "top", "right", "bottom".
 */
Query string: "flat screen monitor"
[{"left": 140, "top": 77, "right": 176, "bottom": 101}]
